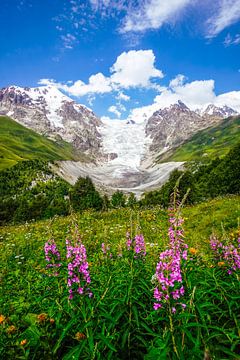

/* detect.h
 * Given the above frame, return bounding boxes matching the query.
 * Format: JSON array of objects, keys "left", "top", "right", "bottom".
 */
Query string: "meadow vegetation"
[{"left": 0, "top": 195, "right": 239, "bottom": 359}]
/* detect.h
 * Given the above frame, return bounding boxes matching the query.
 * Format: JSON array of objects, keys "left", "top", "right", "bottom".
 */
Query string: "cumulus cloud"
[
  {"left": 121, "top": 0, "right": 192, "bottom": 33},
  {"left": 39, "top": 49, "right": 163, "bottom": 97},
  {"left": 206, "top": 0, "right": 240, "bottom": 38},
  {"left": 128, "top": 75, "right": 240, "bottom": 123},
  {"left": 110, "top": 50, "right": 163, "bottom": 88}
]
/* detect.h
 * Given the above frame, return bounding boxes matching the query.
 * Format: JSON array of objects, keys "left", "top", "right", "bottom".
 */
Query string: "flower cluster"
[
  {"left": 210, "top": 235, "right": 240, "bottom": 275},
  {"left": 153, "top": 214, "right": 187, "bottom": 312},
  {"left": 134, "top": 234, "right": 146, "bottom": 257},
  {"left": 66, "top": 235, "right": 92, "bottom": 300},
  {"left": 44, "top": 239, "right": 61, "bottom": 276},
  {"left": 126, "top": 232, "right": 146, "bottom": 258}
]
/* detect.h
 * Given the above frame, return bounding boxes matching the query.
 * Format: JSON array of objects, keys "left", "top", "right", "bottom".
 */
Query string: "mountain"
[
  {"left": 0, "top": 116, "right": 89, "bottom": 170},
  {"left": 156, "top": 115, "right": 240, "bottom": 162},
  {"left": 0, "top": 85, "right": 239, "bottom": 195},
  {"left": 145, "top": 100, "right": 238, "bottom": 162},
  {"left": 199, "top": 104, "right": 238, "bottom": 118},
  {"left": 0, "top": 85, "right": 103, "bottom": 158}
]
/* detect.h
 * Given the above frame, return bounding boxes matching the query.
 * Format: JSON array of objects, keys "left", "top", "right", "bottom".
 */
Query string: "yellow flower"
[
  {"left": 20, "top": 339, "right": 28, "bottom": 346},
  {"left": 0, "top": 314, "right": 5, "bottom": 324},
  {"left": 189, "top": 248, "right": 198, "bottom": 255},
  {"left": 75, "top": 332, "right": 86, "bottom": 341},
  {"left": 37, "top": 313, "right": 48, "bottom": 322},
  {"left": 49, "top": 318, "right": 55, "bottom": 324},
  {"left": 218, "top": 261, "right": 225, "bottom": 267}
]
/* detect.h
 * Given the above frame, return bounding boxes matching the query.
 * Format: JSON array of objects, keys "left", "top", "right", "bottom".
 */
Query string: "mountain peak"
[
  {"left": 0, "top": 85, "right": 103, "bottom": 157},
  {"left": 202, "top": 103, "right": 238, "bottom": 118}
]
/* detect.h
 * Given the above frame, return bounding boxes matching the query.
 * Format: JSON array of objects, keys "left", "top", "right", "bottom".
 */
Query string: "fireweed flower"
[
  {"left": 210, "top": 235, "right": 240, "bottom": 274},
  {"left": 66, "top": 230, "right": 92, "bottom": 300},
  {"left": 44, "top": 239, "right": 62, "bottom": 276},
  {"left": 126, "top": 232, "right": 133, "bottom": 251},
  {"left": 134, "top": 234, "right": 146, "bottom": 257},
  {"left": 126, "top": 232, "right": 146, "bottom": 258},
  {"left": 153, "top": 213, "right": 188, "bottom": 312}
]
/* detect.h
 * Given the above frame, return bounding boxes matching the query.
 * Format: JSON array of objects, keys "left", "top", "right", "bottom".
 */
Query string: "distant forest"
[{"left": 0, "top": 142, "right": 239, "bottom": 225}]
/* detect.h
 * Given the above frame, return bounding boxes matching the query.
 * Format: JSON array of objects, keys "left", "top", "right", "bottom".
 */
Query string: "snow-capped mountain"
[
  {"left": 145, "top": 100, "right": 238, "bottom": 158},
  {"left": 0, "top": 85, "right": 238, "bottom": 195},
  {"left": 0, "top": 86, "right": 103, "bottom": 157},
  {"left": 200, "top": 104, "right": 238, "bottom": 118}
]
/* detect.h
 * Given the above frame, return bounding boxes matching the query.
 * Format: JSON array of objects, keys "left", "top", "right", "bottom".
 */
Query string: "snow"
[
  {"left": 99, "top": 118, "right": 151, "bottom": 174},
  {"left": 11, "top": 85, "right": 74, "bottom": 128}
]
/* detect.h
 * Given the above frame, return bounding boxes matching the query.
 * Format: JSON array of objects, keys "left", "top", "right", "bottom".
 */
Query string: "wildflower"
[
  {"left": 37, "top": 313, "right": 48, "bottom": 323},
  {"left": 6, "top": 325, "right": 17, "bottom": 334},
  {"left": 153, "top": 303, "right": 162, "bottom": 310},
  {"left": 20, "top": 339, "right": 28, "bottom": 346},
  {"left": 189, "top": 248, "right": 198, "bottom": 255},
  {"left": 126, "top": 232, "right": 132, "bottom": 251},
  {"left": 0, "top": 314, "right": 5, "bottom": 324},
  {"left": 134, "top": 234, "right": 146, "bottom": 257},
  {"left": 75, "top": 332, "right": 86, "bottom": 341},
  {"left": 126, "top": 232, "right": 146, "bottom": 258},
  {"left": 210, "top": 235, "right": 240, "bottom": 274},
  {"left": 49, "top": 318, "right": 55, "bottom": 324},
  {"left": 66, "top": 227, "right": 92, "bottom": 300},
  {"left": 44, "top": 239, "right": 62, "bottom": 276},
  {"left": 153, "top": 212, "right": 187, "bottom": 312}
]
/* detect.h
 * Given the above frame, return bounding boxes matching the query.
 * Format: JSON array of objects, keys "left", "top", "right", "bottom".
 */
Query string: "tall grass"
[{"left": 0, "top": 196, "right": 239, "bottom": 359}]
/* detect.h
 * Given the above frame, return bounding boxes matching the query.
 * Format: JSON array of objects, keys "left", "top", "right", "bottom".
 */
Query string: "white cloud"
[
  {"left": 61, "top": 33, "right": 77, "bottom": 49},
  {"left": 169, "top": 74, "right": 186, "bottom": 88},
  {"left": 128, "top": 76, "right": 240, "bottom": 123},
  {"left": 206, "top": 0, "right": 240, "bottom": 38},
  {"left": 40, "top": 49, "right": 163, "bottom": 97},
  {"left": 121, "top": 0, "right": 192, "bottom": 33},
  {"left": 110, "top": 50, "right": 163, "bottom": 88},
  {"left": 215, "top": 91, "right": 240, "bottom": 111},
  {"left": 108, "top": 105, "right": 121, "bottom": 118},
  {"left": 116, "top": 91, "right": 130, "bottom": 101},
  {"left": 64, "top": 73, "right": 112, "bottom": 96},
  {"left": 224, "top": 33, "right": 240, "bottom": 46},
  {"left": 38, "top": 78, "right": 57, "bottom": 86}
]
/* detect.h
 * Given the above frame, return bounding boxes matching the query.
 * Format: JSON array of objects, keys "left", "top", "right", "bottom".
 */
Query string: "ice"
[{"left": 99, "top": 118, "right": 151, "bottom": 172}]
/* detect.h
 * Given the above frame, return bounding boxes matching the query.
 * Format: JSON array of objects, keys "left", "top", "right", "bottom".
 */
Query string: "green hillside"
[
  {"left": 157, "top": 115, "right": 240, "bottom": 162},
  {"left": 0, "top": 116, "right": 89, "bottom": 170}
]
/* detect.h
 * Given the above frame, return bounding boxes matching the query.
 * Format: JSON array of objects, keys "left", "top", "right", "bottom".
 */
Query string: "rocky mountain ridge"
[
  {"left": 145, "top": 100, "right": 238, "bottom": 159},
  {"left": 0, "top": 86, "right": 103, "bottom": 158},
  {"left": 0, "top": 86, "right": 238, "bottom": 167}
]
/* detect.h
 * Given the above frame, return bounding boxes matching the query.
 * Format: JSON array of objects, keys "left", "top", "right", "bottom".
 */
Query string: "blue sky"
[{"left": 1, "top": 0, "right": 240, "bottom": 120}]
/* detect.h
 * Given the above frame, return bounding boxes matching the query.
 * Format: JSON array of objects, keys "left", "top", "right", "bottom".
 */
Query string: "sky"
[{"left": 1, "top": 0, "right": 240, "bottom": 121}]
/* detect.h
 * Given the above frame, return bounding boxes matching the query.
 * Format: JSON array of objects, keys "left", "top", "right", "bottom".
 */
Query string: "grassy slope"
[
  {"left": 0, "top": 116, "right": 89, "bottom": 170},
  {"left": 157, "top": 115, "right": 240, "bottom": 162}
]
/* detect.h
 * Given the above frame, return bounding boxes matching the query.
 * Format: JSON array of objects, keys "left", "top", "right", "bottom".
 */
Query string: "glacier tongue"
[{"left": 99, "top": 118, "right": 150, "bottom": 175}]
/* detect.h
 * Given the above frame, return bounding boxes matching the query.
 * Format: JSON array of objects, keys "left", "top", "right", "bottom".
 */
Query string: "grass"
[
  {"left": 157, "top": 115, "right": 240, "bottom": 162},
  {"left": 0, "top": 116, "right": 89, "bottom": 170},
  {"left": 0, "top": 195, "right": 240, "bottom": 359}
]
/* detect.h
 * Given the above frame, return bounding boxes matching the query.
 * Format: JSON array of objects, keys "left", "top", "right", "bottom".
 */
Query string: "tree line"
[{"left": 0, "top": 141, "right": 239, "bottom": 225}]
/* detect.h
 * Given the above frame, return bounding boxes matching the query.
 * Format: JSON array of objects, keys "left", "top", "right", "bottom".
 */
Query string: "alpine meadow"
[{"left": 1, "top": 0, "right": 240, "bottom": 359}]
